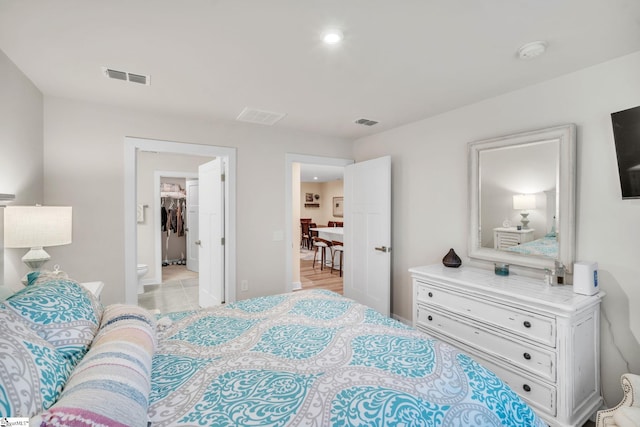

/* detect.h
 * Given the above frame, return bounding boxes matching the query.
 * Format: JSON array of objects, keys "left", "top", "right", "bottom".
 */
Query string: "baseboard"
[
  {"left": 392, "top": 313, "right": 411, "bottom": 326},
  {"left": 292, "top": 281, "right": 302, "bottom": 291}
]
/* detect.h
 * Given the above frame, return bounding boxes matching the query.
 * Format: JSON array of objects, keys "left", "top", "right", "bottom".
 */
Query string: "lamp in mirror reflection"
[
  {"left": 4, "top": 205, "right": 72, "bottom": 271},
  {"left": 513, "top": 194, "right": 536, "bottom": 229}
]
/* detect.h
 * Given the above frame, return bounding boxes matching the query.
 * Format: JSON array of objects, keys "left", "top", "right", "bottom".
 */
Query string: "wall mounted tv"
[{"left": 611, "top": 105, "right": 640, "bottom": 199}]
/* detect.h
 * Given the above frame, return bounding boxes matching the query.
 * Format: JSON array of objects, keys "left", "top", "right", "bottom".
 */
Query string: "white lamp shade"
[
  {"left": 513, "top": 194, "right": 536, "bottom": 210},
  {"left": 4, "top": 206, "right": 72, "bottom": 248}
]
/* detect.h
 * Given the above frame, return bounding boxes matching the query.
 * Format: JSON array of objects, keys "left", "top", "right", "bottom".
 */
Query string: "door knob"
[
  {"left": 195, "top": 240, "right": 201, "bottom": 246},
  {"left": 374, "top": 246, "right": 391, "bottom": 252}
]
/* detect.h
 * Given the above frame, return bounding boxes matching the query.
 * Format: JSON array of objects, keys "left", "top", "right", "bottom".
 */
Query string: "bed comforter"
[
  {"left": 504, "top": 235, "right": 558, "bottom": 258},
  {"left": 2, "top": 275, "right": 544, "bottom": 426},
  {"left": 148, "top": 290, "right": 545, "bottom": 426}
]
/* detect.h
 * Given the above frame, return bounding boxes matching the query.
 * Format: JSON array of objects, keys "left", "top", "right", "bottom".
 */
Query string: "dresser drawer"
[
  {"left": 416, "top": 304, "right": 556, "bottom": 381},
  {"left": 478, "top": 355, "right": 557, "bottom": 417},
  {"left": 496, "top": 234, "right": 521, "bottom": 248},
  {"left": 415, "top": 281, "right": 556, "bottom": 346}
]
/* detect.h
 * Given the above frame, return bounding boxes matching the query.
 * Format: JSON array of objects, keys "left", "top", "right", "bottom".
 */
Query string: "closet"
[{"left": 160, "top": 180, "right": 187, "bottom": 266}]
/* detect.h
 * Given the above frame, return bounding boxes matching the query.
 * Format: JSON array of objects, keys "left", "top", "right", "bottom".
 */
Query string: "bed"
[
  {"left": 1, "top": 274, "right": 545, "bottom": 426},
  {"left": 504, "top": 234, "right": 558, "bottom": 259}
]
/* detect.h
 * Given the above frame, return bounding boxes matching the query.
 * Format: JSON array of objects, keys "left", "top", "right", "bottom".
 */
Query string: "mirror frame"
[{"left": 468, "top": 124, "right": 576, "bottom": 272}]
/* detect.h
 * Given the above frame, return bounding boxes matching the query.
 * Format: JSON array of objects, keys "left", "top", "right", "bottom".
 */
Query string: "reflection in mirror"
[
  {"left": 468, "top": 124, "right": 576, "bottom": 272},
  {"left": 480, "top": 140, "right": 558, "bottom": 257}
]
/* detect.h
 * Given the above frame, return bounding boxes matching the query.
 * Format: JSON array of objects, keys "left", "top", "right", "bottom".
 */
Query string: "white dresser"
[
  {"left": 410, "top": 264, "right": 603, "bottom": 427},
  {"left": 494, "top": 227, "right": 535, "bottom": 249}
]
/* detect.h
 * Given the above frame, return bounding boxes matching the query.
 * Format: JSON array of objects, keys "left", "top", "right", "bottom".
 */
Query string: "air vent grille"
[
  {"left": 106, "top": 69, "right": 127, "bottom": 81},
  {"left": 102, "top": 67, "right": 150, "bottom": 85},
  {"left": 127, "top": 73, "right": 147, "bottom": 85},
  {"left": 355, "top": 118, "right": 379, "bottom": 126},
  {"left": 236, "top": 107, "right": 287, "bottom": 126}
]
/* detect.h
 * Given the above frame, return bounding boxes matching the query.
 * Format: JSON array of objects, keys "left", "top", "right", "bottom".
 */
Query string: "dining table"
[{"left": 309, "top": 226, "right": 343, "bottom": 242}]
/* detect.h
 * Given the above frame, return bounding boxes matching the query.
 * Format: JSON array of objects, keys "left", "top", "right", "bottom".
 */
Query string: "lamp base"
[
  {"left": 519, "top": 212, "right": 531, "bottom": 229},
  {"left": 21, "top": 247, "right": 51, "bottom": 270}
]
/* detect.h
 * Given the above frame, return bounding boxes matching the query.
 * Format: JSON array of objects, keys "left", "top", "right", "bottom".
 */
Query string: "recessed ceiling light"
[
  {"left": 517, "top": 41, "right": 548, "bottom": 60},
  {"left": 322, "top": 29, "right": 343, "bottom": 44}
]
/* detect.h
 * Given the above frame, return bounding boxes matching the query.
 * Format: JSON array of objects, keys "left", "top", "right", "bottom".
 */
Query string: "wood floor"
[{"left": 299, "top": 258, "right": 343, "bottom": 294}]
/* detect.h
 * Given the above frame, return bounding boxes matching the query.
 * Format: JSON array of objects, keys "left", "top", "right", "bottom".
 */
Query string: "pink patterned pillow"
[{"left": 31, "top": 304, "right": 157, "bottom": 427}]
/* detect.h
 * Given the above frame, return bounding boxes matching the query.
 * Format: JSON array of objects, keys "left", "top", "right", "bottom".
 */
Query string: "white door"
[
  {"left": 185, "top": 179, "right": 199, "bottom": 272},
  {"left": 343, "top": 156, "right": 391, "bottom": 316},
  {"left": 198, "top": 158, "right": 224, "bottom": 307}
]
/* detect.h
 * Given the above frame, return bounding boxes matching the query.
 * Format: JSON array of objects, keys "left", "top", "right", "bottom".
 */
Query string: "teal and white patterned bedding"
[
  {"left": 149, "top": 290, "right": 545, "bottom": 426},
  {"left": 505, "top": 235, "right": 558, "bottom": 258}
]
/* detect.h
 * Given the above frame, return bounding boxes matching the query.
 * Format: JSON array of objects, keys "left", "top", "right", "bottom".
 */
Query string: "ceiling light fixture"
[
  {"left": 322, "top": 29, "right": 343, "bottom": 44},
  {"left": 517, "top": 41, "right": 548, "bottom": 60}
]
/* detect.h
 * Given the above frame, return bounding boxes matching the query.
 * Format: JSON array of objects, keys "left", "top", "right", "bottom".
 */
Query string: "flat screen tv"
[{"left": 611, "top": 105, "right": 640, "bottom": 199}]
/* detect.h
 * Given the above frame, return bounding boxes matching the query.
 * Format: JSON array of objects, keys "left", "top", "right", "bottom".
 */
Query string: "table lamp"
[
  {"left": 512, "top": 194, "right": 536, "bottom": 229},
  {"left": 4, "top": 205, "right": 72, "bottom": 271}
]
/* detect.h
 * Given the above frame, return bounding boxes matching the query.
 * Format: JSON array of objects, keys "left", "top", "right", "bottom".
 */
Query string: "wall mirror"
[{"left": 468, "top": 124, "right": 576, "bottom": 272}]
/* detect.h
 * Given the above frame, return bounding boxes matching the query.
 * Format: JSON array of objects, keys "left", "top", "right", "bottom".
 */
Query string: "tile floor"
[{"left": 137, "top": 264, "right": 199, "bottom": 314}]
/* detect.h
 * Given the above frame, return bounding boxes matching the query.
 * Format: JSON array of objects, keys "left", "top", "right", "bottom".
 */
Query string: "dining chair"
[
  {"left": 330, "top": 240, "right": 344, "bottom": 277},
  {"left": 312, "top": 236, "right": 332, "bottom": 270},
  {"left": 308, "top": 223, "right": 318, "bottom": 247},
  {"left": 300, "top": 221, "right": 312, "bottom": 249}
]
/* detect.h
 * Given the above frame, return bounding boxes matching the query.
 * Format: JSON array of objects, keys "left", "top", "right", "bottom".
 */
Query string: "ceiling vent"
[
  {"left": 354, "top": 118, "right": 379, "bottom": 126},
  {"left": 102, "top": 67, "right": 150, "bottom": 85},
  {"left": 236, "top": 107, "right": 287, "bottom": 126}
]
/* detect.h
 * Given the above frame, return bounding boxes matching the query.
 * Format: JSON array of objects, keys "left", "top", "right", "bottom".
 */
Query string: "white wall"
[
  {"left": 0, "top": 50, "right": 43, "bottom": 287},
  {"left": 353, "top": 51, "right": 640, "bottom": 406},
  {"left": 42, "top": 96, "right": 352, "bottom": 305},
  {"left": 300, "top": 180, "right": 344, "bottom": 225}
]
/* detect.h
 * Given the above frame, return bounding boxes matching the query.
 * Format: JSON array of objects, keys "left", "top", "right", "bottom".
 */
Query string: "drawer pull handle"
[
  {"left": 523, "top": 353, "right": 531, "bottom": 360},
  {"left": 523, "top": 384, "right": 531, "bottom": 392},
  {"left": 523, "top": 321, "right": 532, "bottom": 328},
  {"left": 428, "top": 292, "right": 433, "bottom": 298},
  {"left": 427, "top": 315, "right": 433, "bottom": 321}
]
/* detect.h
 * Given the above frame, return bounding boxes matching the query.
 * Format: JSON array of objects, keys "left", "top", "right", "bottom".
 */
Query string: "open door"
[
  {"left": 198, "top": 158, "right": 224, "bottom": 307},
  {"left": 343, "top": 156, "right": 391, "bottom": 316},
  {"left": 185, "top": 179, "right": 199, "bottom": 272}
]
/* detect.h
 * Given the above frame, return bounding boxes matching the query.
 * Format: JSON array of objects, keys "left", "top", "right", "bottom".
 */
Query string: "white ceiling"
[
  {"left": 300, "top": 164, "right": 343, "bottom": 183},
  {"left": 1, "top": 1, "right": 639, "bottom": 140}
]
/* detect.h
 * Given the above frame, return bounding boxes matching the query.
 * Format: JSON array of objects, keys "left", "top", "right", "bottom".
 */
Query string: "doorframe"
[
  {"left": 284, "top": 153, "right": 353, "bottom": 293},
  {"left": 153, "top": 171, "right": 198, "bottom": 286},
  {"left": 124, "top": 137, "right": 237, "bottom": 305}
]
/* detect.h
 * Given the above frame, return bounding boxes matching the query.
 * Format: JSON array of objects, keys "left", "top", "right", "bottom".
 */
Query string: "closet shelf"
[{"left": 161, "top": 191, "right": 186, "bottom": 199}]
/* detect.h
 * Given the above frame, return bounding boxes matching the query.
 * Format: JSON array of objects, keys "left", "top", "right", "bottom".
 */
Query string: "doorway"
[
  {"left": 137, "top": 167, "right": 201, "bottom": 313},
  {"left": 124, "top": 137, "right": 237, "bottom": 307},
  {"left": 298, "top": 165, "right": 345, "bottom": 293},
  {"left": 284, "top": 154, "right": 353, "bottom": 294}
]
